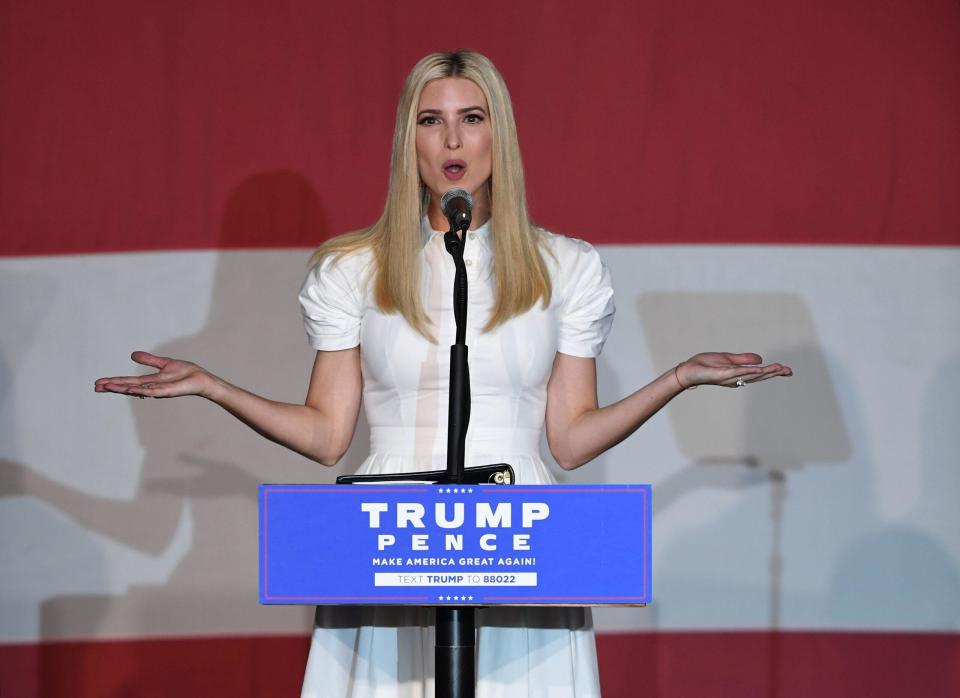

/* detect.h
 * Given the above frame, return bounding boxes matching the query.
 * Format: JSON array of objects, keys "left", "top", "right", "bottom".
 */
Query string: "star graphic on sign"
[
  {"left": 468, "top": 596, "right": 474, "bottom": 601},
  {"left": 467, "top": 488, "right": 473, "bottom": 493}
]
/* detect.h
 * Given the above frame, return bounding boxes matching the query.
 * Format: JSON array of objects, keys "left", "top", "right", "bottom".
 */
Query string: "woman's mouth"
[{"left": 442, "top": 160, "right": 467, "bottom": 181}]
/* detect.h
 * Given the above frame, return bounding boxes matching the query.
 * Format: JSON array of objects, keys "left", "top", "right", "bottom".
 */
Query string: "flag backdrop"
[{"left": 1, "top": 1, "right": 959, "bottom": 696}]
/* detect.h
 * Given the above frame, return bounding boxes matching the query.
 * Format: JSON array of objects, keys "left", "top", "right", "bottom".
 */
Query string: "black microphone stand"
[
  {"left": 436, "top": 222, "right": 474, "bottom": 697},
  {"left": 337, "top": 213, "right": 514, "bottom": 694}
]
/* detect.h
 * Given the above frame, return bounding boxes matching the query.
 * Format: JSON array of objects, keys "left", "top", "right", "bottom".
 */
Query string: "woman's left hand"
[{"left": 674, "top": 352, "right": 792, "bottom": 389}]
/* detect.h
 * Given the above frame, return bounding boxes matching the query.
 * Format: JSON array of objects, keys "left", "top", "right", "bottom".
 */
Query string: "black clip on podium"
[{"left": 337, "top": 189, "right": 507, "bottom": 698}]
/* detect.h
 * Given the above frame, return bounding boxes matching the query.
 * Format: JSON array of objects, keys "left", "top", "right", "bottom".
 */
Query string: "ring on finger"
[{"left": 735, "top": 378, "right": 746, "bottom": 387}]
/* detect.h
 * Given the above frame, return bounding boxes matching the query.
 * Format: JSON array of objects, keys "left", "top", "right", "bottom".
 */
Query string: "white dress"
[{"left": 298, "top": 218, "right": 615, "bottom": 698}]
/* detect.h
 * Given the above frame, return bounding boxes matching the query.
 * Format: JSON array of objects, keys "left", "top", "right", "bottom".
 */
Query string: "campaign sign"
[{"left": 259, "top": 484, "right": 651, "bottom": 605}]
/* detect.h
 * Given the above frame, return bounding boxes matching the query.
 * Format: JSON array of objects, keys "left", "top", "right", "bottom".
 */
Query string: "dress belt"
[{"left": 369, "top": 426, "right": 542, "bottom": 457}]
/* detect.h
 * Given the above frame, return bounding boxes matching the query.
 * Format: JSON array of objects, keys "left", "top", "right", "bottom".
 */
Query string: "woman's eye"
[
  {"left": 417, "top": 116, "right": 440, "bottom": 125},
  {"left": 464, "top": 113, "right": 485, "bottom": 124}
]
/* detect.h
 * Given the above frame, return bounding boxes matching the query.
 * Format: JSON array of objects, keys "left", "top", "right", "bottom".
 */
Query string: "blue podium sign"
[{"left": 259, "top": 484, "right": 651, "bottom": 606}]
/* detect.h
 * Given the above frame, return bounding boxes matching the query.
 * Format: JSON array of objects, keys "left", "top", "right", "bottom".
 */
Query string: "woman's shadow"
[{"left": 35, "top": 171, "right": 371, "bottom": 652}]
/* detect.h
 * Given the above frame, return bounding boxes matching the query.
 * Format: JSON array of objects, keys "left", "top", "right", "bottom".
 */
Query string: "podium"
[{"left": 259, "top": 482, "right": 651, "bottom": 606}]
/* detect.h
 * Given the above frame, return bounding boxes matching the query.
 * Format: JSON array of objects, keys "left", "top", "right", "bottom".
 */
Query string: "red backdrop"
[
  {"left": 2, "top": 0, "right": 958, "bottom": 257},
  {"left": 1, "top": 1, "right": 958, "bottom": 697}
]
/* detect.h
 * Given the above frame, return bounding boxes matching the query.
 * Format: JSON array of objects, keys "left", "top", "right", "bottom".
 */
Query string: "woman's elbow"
[
  {"left": 315, "top": 452, "right": 344, "bottom": 467},
  {"left": 316, "top": 438, "right": 353, "bottom": 467},
  {"left": 310, "top": 428, "right": 354, "bottom": 467},
  {"left": 549, "top": 442, "right": 591, "bottom": 471},
  {"left": 300, "top": 394, "right": 360, "bottom": 467}
]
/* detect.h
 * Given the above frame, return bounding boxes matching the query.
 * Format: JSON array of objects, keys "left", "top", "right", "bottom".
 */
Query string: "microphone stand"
[
  {"left": 436, "top": 223, "right": 474, "bottom": 698},
  {"left": 337, "top": 212, "right": 514, "bottom": 691}
]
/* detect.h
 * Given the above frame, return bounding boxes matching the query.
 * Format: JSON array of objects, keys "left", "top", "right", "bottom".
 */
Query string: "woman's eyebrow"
[{"left": 416, "top": 106, "right": 488, "bottom": 117}]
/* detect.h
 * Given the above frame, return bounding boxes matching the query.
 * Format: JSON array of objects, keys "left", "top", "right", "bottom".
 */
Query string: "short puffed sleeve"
[
  {"left": 298, "top": 253, "right": 366, "bottom": 351},
  {"left": 557, "top": 238, "right": 616, "bottom": 358}
]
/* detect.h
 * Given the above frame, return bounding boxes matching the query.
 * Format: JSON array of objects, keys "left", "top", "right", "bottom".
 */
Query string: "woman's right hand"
[{"left": 94, "top": 351, "right": 217, "bottom": 400}]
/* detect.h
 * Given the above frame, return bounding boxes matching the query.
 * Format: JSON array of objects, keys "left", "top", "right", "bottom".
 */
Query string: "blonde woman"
[{"left": 97, "top": 50, "right": 791, "bottom": 696}]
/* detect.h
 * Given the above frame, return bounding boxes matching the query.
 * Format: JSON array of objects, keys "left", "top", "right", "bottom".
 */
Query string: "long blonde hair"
[{"left": 312, "top": 49, "right": 552, "bottom": 339}]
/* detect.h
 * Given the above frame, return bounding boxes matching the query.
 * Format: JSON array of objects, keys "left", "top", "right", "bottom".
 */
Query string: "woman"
[{"left": 96, "top": 50, "right": 791, "bottom": 696}]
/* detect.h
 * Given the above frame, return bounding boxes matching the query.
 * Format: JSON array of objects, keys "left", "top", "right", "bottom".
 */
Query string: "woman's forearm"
[
  {"left": 547, "top": 351, "right": 791, "bottom": 470},
  {"left": 205, "top": 376, "right": 355, "bottom": 466},
  {"left": 552, "top": 368, "right": 683, "bottom": 470},
  {"left": 95, "top": 349, "right": 362, "bottom": 466}
]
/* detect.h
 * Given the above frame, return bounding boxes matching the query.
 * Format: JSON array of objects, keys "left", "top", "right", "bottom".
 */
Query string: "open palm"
[
  {"left": 94, "top": 351, "right": 215, "bottom": 399},
  {"left": 675, "top": 352, "right": 792, "bottom": 389}
]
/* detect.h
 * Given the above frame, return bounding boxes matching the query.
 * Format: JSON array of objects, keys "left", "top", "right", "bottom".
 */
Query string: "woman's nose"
[{"left": 444, "top": 124, "right": 462, "bottom": 150}]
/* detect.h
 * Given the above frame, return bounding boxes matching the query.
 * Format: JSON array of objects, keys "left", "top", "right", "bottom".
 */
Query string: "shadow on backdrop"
[
  {"left": 6, "top": 171, "right": 369, "bottom": 695},
  {"left": 828, "top": 351, "right": 960, "bottom": 629},
  {"left": 634, "top": 291, "right": 849, "bottom": 698},
  {"left": 631, "top": 293, "right": 958, "bottom": 697}
]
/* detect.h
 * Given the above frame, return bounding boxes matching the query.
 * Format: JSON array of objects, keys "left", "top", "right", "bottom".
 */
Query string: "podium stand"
[{"left": 259, "top": 481, "right": 652, "bottom": 693}]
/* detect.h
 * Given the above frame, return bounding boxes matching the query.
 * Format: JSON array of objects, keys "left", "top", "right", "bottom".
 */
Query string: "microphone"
[{"left": 440, "top": 188, "right": 473, "bottom": 233}]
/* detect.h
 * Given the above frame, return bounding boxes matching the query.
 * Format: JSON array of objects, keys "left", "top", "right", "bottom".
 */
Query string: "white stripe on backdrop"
[{"left": 1, "top": 245, "right": 958, "bottom": 642}]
